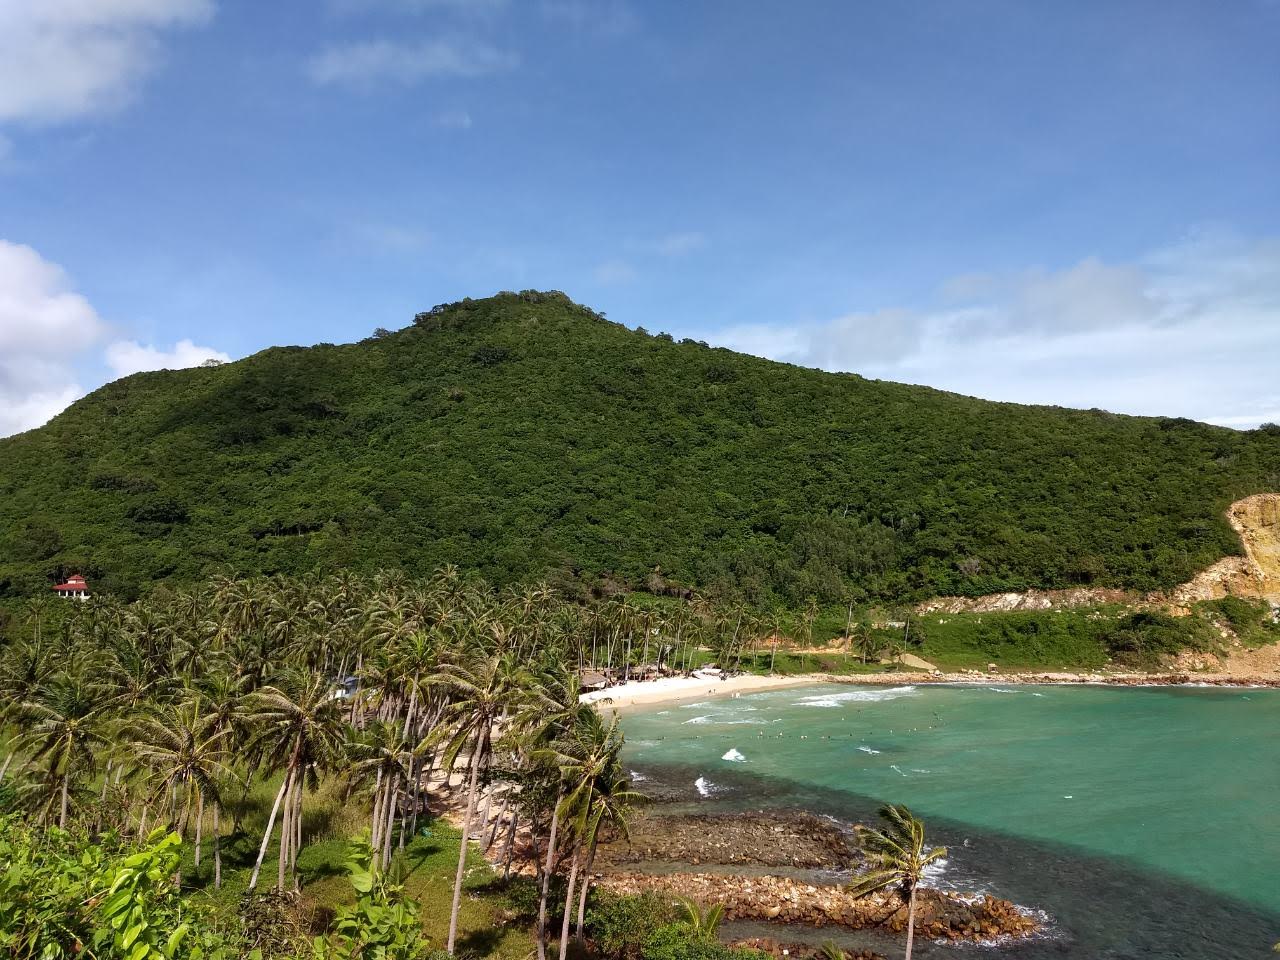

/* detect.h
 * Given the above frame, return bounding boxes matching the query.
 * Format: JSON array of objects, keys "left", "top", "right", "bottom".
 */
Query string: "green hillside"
[{"left": 2, "top": 290, "right": 1277, "bottom": 603}]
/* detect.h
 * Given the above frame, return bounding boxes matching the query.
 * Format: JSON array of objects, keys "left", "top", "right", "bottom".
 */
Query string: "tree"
[
  {"left": 432, "top": 650, "right": 524, "bottom": 955},
  {"left": 848, "top": 804, "right": 946, "bottom": 960},
  {"left": 676, "top": 896, "right": 725, "bottom": 938},
  {"left": 244, "top": 673, "right": 348, "bottom": 891},
  {"left": 17, "top": 675, "right": 116, "bottom": 828},
  {"left": 129, "top": 700, "right": 231, "bottom": 886}
]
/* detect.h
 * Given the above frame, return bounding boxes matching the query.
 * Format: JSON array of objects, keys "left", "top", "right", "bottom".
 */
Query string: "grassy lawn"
[{"left": 172, "top": 774, "right": 535, "bottom": 959}]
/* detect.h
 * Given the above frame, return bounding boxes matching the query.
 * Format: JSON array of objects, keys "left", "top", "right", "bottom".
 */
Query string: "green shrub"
[{"left": 0, "top": 818, "right": 254, "bottom": 960}]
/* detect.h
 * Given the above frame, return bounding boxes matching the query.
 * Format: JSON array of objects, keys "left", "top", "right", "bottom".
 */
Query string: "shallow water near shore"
[{"left": 618, "top": 683, "right": 1280, "bottom": 958}]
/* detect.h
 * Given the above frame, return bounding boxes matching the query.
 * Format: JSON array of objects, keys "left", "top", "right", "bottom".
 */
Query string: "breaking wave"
[
  {"left": 721, "top": 748, "right": 747, "bottom": 762},
  {"left": 795, "top": 685, "right": 917, "bottom": 708}
]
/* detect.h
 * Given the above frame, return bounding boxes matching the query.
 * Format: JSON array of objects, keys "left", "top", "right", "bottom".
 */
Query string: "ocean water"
[{"left": 619, "top": 683, "right": 1280, "bottom": 958}]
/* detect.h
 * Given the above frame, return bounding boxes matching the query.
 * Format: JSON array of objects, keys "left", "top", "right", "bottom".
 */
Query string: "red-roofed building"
[{"left": 52, "top": 574, "right": 90, "bottom": 600}]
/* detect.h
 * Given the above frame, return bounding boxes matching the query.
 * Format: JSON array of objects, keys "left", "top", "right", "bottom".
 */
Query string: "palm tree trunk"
[
  {"left": 486, "top": 793, "right": 509, "bottom": 850},
  {"left": 278, "top": 769, "right": 294, "bottom": 891},
  {"left": 214, "top": 802, "right": 222, "bottom": 890},
  {"left": 248, "top": 773, "right": 290, "bottom": 891},
  {"left": 574, "top": 835, "right": 599, "bottom": 937},
  {"left": 371, "top": 767, "right": 385, "bottom": 853},
  {"left": 447, "top": 738, "right": 484, "bottom": 955},
  {"left": 381, "top": 771, "right": 398, "bottom": 869},
  {"left": 0, "top": 748, "right": 14, "bottom": 783},
  {"left": 905, "top": 884, "right": 916, "bottom": 960},
  {"left": 502, "top": 809, "right": 519, "bottom": 881},
  {"left": 59, "top": 771, "right": 70, "bottom": 828},
  {"left": 558, "top": 840, "right": 582, "bottom": 960},
  {"left": 536, "top": 795, "right": 562, "bottom": 960},
  {"left": 293, "top": 775, "right": 304, "bottom": 890},
  {"left": 194, "top": 791, "right": 204, "bottom": 871}
]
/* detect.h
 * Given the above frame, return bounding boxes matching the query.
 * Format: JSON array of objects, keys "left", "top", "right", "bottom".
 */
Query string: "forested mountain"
[{"left": 2, "top": 290, "right": 1277, "bottom": 603}]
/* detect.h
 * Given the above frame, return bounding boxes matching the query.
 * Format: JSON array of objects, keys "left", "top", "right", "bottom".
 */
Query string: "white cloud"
[
  {"left": 714, "top": 233, "right": 1280, "bottom": 428},
  {"left": 0, "top": 0, "right": 213, "bottom": 124},
  {"left": 593, "top": 259, "right": 637, "bottom": 285},
  {"left": 540, "top": 0, "right": 637, "bottom": 36},
  {"left": 0, "top": 240, "right": 107, "bottom": 351},
  {"left": 105, "top": 338, "right": 230, "bottom": 378},
  {"left": 657, "top": 231, "right": 706, "bottom": 257},
  {"left": 307, "top": 38, "right": 517, "bottom": 86},
  {"left": 435, "top": 108, "right": 473, "bottom": 129},
  {"left": 0, "top": 239, "right": 230, "bottom": 437}
]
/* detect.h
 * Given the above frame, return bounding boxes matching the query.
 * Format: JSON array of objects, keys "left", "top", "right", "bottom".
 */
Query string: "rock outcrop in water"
[
  {"left": 596, "top": 812, "right": 855, "bottom": 869},
  {"left": 598, "top": 871, "right": 1040, "bottom": 943}
]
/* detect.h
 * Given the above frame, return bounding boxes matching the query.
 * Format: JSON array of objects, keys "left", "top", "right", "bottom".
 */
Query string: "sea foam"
[
  {"left": 795, "top": 685, "right": 917, "bottom": 708},
  {"left": 721, "top": 748, "right": 747, "bottom": 762}
]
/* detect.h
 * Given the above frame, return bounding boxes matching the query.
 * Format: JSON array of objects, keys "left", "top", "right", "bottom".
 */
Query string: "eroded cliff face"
[
  {"left": 1171, "top": 494, "right": 1280, "bottom": 604},
  {"left": 917, "top": 494, "right": 1280, "bottom": 615}
]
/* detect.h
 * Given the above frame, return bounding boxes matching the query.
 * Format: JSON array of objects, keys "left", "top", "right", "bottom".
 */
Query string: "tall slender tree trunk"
[
  {"left": 371, "top": 767, "right": 385, "bottom": 853},
  {"left": 59, "top": 771, "right": 70, "bottom": 828},
  {"left": 213, "top": 802, "right": 222, "bottom": 890},
  {"left": 447, "top": 736, "right": 484, "bottom": 955},
  {"left": 535, "top": 796, "right": 562, "bottom": 960},
  {"left": 381, "top": 771, "right": 398, "bottom": 869},
  {"left": 574, "top": 835, "right": 599, "bottom": 937},
  {"left": 248, "top": 773, "right": 290, "bottom": 891},
  {"left": 558, "top": 841, "right": 582, "bottom": 960},
  {"left": 502, "top": 809, "right": 519, "bottom": 881},
  {"left": 905, "top": 885, "right": 916, "bottom": 960},
  {"left": 278, "top": 769, "right": 294, "bottom": 891},
  {"left": 486, "top": 793, "right": 509, "bottom": 850},
  {"left": 194, "top": 792, "right": 204, "bottom": 871},
  {"left": 0, "top": 749, "right": 14, "bottom": 783}
]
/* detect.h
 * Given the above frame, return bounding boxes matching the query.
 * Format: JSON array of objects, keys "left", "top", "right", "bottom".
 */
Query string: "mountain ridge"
[{"left": 2, "top": 290, "right": 1278, "bottom": 603}]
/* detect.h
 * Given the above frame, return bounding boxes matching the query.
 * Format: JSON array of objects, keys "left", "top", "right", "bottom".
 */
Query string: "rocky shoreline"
[
  {"left": 593, "top": 811, "right": 1041, "bottom": 947},
  {"left": 598, "top": 871, "right": 1040, "bottom": 944},
  {"left": 596, "top": 811, "right": 855, "bottom": 870},
  {"left": 816, "top": 669, "right": 1280, "bottom": 689}
]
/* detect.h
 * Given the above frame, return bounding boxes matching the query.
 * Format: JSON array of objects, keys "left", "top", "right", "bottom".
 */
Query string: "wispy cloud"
[
  {"left": 593, "top": 259, "right": 637, "bottom": 285},
  {"left": 715, "top": 231, "right": 1280, "bottom": 428},
  {"left": 435, "top": 108, "right": 473, "bottom": 129},
  {"left": 657, "top": 231, "right": 706, "bottom": 257},
  {"left": 0, "top": 1, "right": 213, "bottom": 125},
  {"left": 307, "top": 38, "right": 517, "bottom": 86},
  {"left": 540, "top": 0, "right": 637, "bottom": 36}
]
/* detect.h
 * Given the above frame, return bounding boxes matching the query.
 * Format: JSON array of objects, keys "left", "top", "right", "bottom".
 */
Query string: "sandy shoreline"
[
  {"left": 581, "top": 667, "right": 1279, "bottom": 710},
  {"left": 580, "top": 671, "right": 822, "bottom": 712}
]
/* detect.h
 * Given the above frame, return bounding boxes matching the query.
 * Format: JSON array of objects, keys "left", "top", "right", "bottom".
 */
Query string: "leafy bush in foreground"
[{"left": 0, "top": 818, "right": 255, "bottom": 960}]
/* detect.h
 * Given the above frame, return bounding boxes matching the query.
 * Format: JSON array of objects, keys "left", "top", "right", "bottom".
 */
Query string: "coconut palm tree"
[
  {"left": 677, "top": 897, "right": 725, "bottom": 939},
  {"left": 244, "top": 672, "right": 349, "bottom": 891},
  {"left": 570, "top": 761, "right": 640, "bottom": 942},
  {"left": 128, "top": 700, "right": 231, "bottom": 885},
  {"left": 17, "top": 674, "right": 116, "bottom": 827},
  {"left": 848, "top": 804, "right": 946, "bottom": 960},
  {"left": 432, "top": 649, "right": 525, "bottom": 955}
]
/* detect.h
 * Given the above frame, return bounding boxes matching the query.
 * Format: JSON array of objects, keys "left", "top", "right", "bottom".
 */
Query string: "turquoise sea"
[{"left": 619, "top": 683, "right": 1280, "bottom": 958}]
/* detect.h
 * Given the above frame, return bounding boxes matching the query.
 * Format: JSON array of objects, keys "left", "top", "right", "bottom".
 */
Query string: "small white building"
[{"left": 52, "top": 574, "right": 90, "bottom": 600}]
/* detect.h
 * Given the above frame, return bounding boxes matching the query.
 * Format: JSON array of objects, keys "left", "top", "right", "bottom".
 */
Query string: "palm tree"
[
  {"left": 677, "top": 896, "right": 725, "bottom": 939},
  {"left": 848, "top": 804, "right": 946, "bottom": 960},
  {"left": 244, "top": 672, "right": 349, "bottom": 891},
  {"left": 129, "top": 700, "right": 230, "bottom": 885},
  {"left": 571, "top": 766, "right": 639, "bottom": 941},
  {"left": 549, "top": 708, "right": 634, "bottom": 960},
  {"left": 432, "top": 650, "right": 524, "bottom": 955},
  {"left": 17, "top": 675, "right": 116, "bottom": 827}
]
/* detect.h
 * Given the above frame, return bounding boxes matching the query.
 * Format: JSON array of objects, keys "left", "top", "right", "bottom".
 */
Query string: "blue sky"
[{"left": 2, "top": 0, "right": 1278, "bottom": 435}]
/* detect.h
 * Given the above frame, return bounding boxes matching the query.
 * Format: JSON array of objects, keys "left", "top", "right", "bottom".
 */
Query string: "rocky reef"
[{"left": 598, "top": 871, "right": 1040, "bottom": 943}]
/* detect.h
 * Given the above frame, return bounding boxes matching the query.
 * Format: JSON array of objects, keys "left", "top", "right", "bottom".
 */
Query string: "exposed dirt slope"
[
  {"left": 1171, "top": 493, "right": 1280, "bottom": 604},
  {"left": 918, "top": 494, "right": 1280, "bottom": 615}
]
